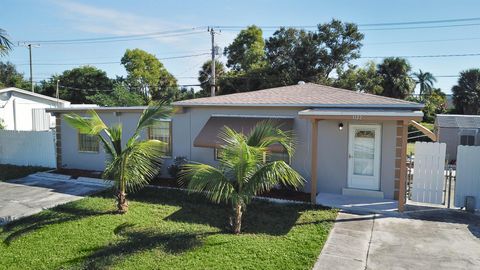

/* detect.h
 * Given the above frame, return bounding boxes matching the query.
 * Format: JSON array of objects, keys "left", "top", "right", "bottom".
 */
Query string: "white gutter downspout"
[{"left": 12, "top": 98, "right": 17, "bottom": 131}]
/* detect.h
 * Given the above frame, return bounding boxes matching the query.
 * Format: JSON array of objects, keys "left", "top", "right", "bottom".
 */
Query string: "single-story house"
[
  {"left": 47, "top": 83, "right": 423, "bottom": 210},
  {"left": 0, "top": 87, "right": 70, "bottom": 130},
  {"left": 435, "top": 114, "right": 480, "bottom": 161}
]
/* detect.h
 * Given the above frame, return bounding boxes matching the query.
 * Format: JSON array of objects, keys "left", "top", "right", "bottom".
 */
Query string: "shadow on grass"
[
  {"left": 71, "top": 222, "right": 215, "bottom": 269},
  {"left": 165, "top": 200, "right": 306, "bottom": 236},
  {"left": 2, "top": 204, "right": 115, "bottom": 245}
]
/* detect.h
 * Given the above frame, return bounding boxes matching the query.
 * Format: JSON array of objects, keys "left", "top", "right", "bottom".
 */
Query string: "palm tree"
[
  {"left": 180, "top": 121, "right": 305, "bottom": 234},
  {"left": 377, "top": 57, "right": 415, "bottom": 99},
  {"left": 0, "top": 28, "right": 13, "bottom": 57},
  {"left": 64, "top": 103, "right": 172, "bottom": 213},
  {"left": 413, "top": 69, "right": 437, "bottom": 100}
]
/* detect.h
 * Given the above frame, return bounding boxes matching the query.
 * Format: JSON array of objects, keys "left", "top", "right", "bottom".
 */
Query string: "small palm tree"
[
  {"left": 180, "top": 121, "right": 304, "bottom": 234},
  {"left": 64, "top": 103, "right": 171, "bottom": 213},
  {"left": 413, "top": 69, "right": 437, "bottom": 100},
  {"left": 0, "top": 28, "right": 13, "bottom": 57}
]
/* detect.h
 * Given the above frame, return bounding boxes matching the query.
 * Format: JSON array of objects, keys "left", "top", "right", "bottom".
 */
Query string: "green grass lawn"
[
  {"left": 0, "top": 188, "right": 337, "bottom": 270},
  {"left": 0, "top": 164, "right": 50, "bottom": 181}
]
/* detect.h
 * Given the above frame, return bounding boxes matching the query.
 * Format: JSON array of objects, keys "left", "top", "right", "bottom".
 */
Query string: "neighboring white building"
[{"left": 0, "top": 87, "right": 71, "bottom": 131}]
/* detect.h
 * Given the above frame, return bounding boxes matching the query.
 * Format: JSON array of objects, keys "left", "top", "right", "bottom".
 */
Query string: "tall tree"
[
  {"left": 38, "top": 66, "right": 113, "bottom": 104},
  {"left": 64, "top": 104, "right": 172, "bottom": 213},
  {"left": 334, "top": 62, "right": 383, "bottom": 94},
  {"left": 377, "top": 57, "right": 415, "bottom": 99},
  {"left": 87, "top": 83, "right": 145, "bottom": 106},
  {"left": 180, "top": 121, "right": 304, "bottom": 234},
  {"left": 265, "top": 28, "right": 318, "bottom": 86},
  {"left": 413, "top": 69, "right": 437, "bottom": 100},
  {"left": 198, "top": 60, "right": 225, "bottom": 95},
  {"left": 224, "top": 25, "right": 266, "bottom": 72},
  {"left": 452, "top": 69, "right": 480, "bottom": 114},
  {"left": 0, "top": 28, "right": 13, "bottom": 57},
  {"left": 121, "top": 48, "right": 178, "bottom": 102},
  {"left": 315, "top": 19, "right": 364, "bottom": 78},
  {"left": 0, "top": 61, "right": 29, "bottom": 88}
]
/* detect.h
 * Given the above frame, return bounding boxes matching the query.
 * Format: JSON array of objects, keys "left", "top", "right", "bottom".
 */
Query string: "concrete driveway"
[
  {"left": 0, "top": 173, "right": 109, "bottom": 225},
  {"left": 314, "top": 210, "right": 480, "bottom": 270}
]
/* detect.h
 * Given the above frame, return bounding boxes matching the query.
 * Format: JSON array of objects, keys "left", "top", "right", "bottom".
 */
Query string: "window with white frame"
[
  {"left": 148, "top": 120, "right": 172, "bottom": 156},
  {"left": 78, "top": 132, "right": 99, "bottom": 153}
]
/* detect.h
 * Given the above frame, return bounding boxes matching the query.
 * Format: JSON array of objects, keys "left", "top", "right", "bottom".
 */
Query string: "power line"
[
  {"left": 361, "top": 52, "right": 480, "bottom": 59},
  {"left": 19, "top": 28, "right": 206, "bottom": 44},
  {"left": 13, "top": 52, "right": 211, "bottom": 66},
  {"left": 365, "top": 37, "right": 480, "bottom": 45}
]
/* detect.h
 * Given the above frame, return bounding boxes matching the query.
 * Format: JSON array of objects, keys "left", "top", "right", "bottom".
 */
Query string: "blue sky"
[{"left": 2, "top": 0, "right": 480, "bottom": 93}]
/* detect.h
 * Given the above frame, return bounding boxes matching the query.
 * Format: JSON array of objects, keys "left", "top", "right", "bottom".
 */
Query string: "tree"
[
  {"left": 334, "top": 62, "right": 383, "bottom": 94},
  {"left": 265, "top": 27, "right": 319, "bottom": 86},
  {"left": 64, "top": 104, "right": 172, "bottom": 213},
  {"left": 0, "top": 61, "right": 29, "bottom": 88},
  {"left": 87, "top": 83, "right": 145, "bottom": 106},
  {"left": 121, "top": 48, "right": 178, "bottom": 102},
  {"left": 377, "top": 57, "right": 415, "bottom": 99},
  {"left": 0, "top": 28, "right": 13, "bottom": 57},
  {"left": 38, "top": 66, "right": 113, "bottom": 104},
  {"left": 198, "top": 60, "right": 226, "bottom": 95},
  {"left": 315, "top": 19, "right": 364, "bottom": 78},
  {"left": 452, "top": 69, "right": 480, "bottom": 114},
  {"left": 224, "top": 25, "right": 266, "bottom": 72},
  {"left": 408, "top": 88, "right": 447, "bottom": 122},
  {"left": 413, "top": 69, "right": 437, "bottom": 100},
  {"left": 180, "top": 121, "right": 304, "bottom": 234}
]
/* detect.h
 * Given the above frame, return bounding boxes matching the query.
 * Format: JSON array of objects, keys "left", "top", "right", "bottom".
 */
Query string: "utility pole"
[
  {"left": 208, "top": 27, "right": 219, "bottom": 97},
  {"left": 19, "top": 42, "right": 40, "bottom": 92}
]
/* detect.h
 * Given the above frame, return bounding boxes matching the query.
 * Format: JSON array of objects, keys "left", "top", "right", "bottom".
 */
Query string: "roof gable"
[
  {"left": 174, "top": 83, "right": 422, "bottom": 109},
  {"left": 0, "top": 87, "right": 70, "bottom": 104}
]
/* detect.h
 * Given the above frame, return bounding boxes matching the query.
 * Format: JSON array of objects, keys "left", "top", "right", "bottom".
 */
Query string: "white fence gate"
[
  {"left": 411, "top": 142, "right": 447, "bottom": 204},
  {"left": 0, "top": 130, "right": 56, "bottom": 168},
  {"left": 455, "top": 145, "right": 480, "bottom": 209}
]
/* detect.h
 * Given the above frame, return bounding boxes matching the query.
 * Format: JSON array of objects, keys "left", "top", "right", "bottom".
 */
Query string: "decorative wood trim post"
[
  {"left": 395, "top": 120, "right": 408, "bottom": 212},
  {"left": 310, "top": 119, "right": 319, "bottom": 204},
  {"left": 55, "top": 114, "right": 62, "bottom": 169}
]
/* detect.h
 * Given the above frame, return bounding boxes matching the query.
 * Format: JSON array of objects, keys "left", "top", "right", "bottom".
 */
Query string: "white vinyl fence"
[
  {"left": 455, "top": 145, "right": 480, "bottom": 209},
  {"left": 0, "top": 130, "right": 56, "bottom": 168},
  {"left": 411, "top": 142, "right": 447, "bottom": 204}
]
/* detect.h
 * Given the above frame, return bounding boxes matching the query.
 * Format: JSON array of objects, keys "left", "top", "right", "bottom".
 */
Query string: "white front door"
[{"left": 348, "top": 124, "right": 381, "bottom": 190}]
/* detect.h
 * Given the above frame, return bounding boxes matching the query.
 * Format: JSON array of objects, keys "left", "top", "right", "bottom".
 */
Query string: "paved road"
[
  {"left": 314, "top": 210, "right": 480, "bottom": 270},
  {"left": 0, "top": 174, "right": 109, "bottom": 225}
]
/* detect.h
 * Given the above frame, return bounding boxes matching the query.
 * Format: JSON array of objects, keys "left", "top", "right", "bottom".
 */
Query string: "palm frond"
[
  {"left": 104, "top": 124, "right": 123, "bottom": 155},
  {"left": 180, "top": 163, "right": 235, "bottom": 204},
  {"left": 63, "top": 110, "right": 107, "bottom": 135},
  {"left": 121, "top": 140, "right": 166, "bottom": 192},
  {"left": 243, "top": 161, "right": 305, "bottom": 200},
  {"left": 0, "top": 28, "right": 13, "bottom": 56},
  {"left": 246, "top": 120, "right": 295, "bottom": 157}
]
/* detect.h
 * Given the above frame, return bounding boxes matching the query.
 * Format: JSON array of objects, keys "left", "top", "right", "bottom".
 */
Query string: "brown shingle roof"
[{"left": 174, "top": 83, "right": 422, "bottom": 109}]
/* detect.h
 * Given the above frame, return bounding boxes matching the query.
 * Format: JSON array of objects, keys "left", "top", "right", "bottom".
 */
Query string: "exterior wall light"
[{"left": 338, "top": 123, "right": 344, "bottom": 130}]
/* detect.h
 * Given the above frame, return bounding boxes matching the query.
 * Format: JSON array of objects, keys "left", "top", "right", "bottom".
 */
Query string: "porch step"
[{"left": 342, "top": 188, "right": 384, "bottom": 199}]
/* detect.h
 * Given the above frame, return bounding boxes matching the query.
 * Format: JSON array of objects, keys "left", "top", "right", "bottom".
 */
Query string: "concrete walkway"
[
  {"left": 0, "top": 173, "right": 110, "bottom": 225},
  {"left": 314, "top": 210, "right": 480, "bottom": 270}
]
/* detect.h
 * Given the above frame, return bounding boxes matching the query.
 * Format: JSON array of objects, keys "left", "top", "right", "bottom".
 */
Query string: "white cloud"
[{"left": 50, "top": 0, "right": 196, "bottom": 44}]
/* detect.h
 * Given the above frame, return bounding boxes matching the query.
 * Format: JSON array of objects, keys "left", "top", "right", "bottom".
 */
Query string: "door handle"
[{"left": 348, "top": 154, "right": 353, "bottom": 159}]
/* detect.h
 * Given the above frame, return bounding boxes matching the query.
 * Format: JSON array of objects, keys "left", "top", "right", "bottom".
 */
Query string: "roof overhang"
[
  {"left": 298, "top": 109, "right": 423, "bottom": 121},
  {"left": 46, "top": 106, "right": 148, "bottom": 114},
  {"left": 194, "top": 116, "right": 293, "bottom": 152},
  {"left": 173, "top": 102, "right": 424, "bottom": 110},
  {"left": 0, "top": 87, "right": 70, "bottom": 104}
]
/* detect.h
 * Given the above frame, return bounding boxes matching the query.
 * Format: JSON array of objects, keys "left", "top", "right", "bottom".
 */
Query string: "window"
[
  {"left": 214, "top": 148, "right": 223, "bottom": 160},
  {"left": 460, "top": 135, "right": 475, "bottom": 146},
  {"left": 78, "top": 133, "right": 99, "bottom": 153},
  {"left": 264, "top": 151, "right": 291, "bottom": 164},
  {"left": 148, "top": 120, "right": 172, "bottom": 156}
]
